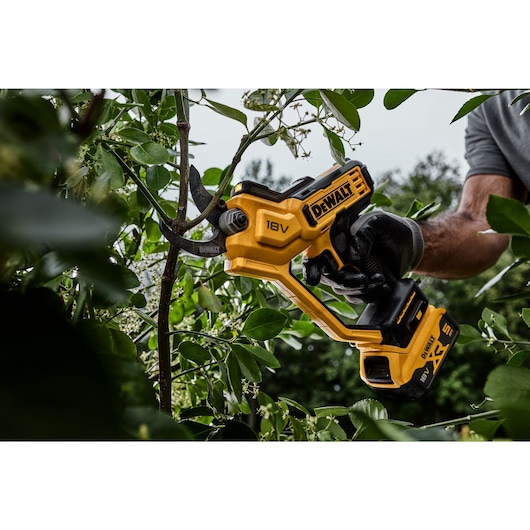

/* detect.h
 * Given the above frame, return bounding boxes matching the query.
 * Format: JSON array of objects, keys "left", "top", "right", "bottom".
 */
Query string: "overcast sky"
[{"left": 186, "top": 89, "right": 472, "bottom": 187}]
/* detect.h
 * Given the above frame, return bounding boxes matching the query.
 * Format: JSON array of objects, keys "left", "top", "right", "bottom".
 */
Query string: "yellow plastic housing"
[{"left": 224, "top": 164, "right": 382, "bottom": 344}]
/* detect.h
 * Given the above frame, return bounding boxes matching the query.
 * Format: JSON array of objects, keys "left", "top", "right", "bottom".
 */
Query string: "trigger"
[{"left": 332, "top": 232, "right": 349, "bottom": 256}]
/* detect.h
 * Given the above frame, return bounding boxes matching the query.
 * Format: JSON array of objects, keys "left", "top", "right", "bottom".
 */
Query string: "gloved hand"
[{"left": 303, "top": 211, "right": 424, "bottom": 303}]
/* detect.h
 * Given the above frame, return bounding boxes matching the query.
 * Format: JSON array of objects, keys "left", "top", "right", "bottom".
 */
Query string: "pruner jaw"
[
  {"left": 159, "top": 221, "right": 226, "bottom": 257},
  {"left": 159, "top": 165, "right": 228, "bottom": 258}
]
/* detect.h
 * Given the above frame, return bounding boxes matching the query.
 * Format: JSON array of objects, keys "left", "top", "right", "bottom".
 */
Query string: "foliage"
[
  {"left": 0, "top": 88, "right": 381, "bottom": 439},
  {"left": 1, "top": 87, "right": 530, "bottom": 441}
]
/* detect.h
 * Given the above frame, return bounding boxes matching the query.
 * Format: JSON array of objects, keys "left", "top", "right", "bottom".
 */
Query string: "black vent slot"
[{"left": 364, "top": 356, "right": 393, "bottom": 384}]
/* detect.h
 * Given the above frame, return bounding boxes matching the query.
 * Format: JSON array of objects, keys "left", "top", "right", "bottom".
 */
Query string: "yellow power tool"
[{"left": 161, "top": 160, "right": 459, "bottom": 399}]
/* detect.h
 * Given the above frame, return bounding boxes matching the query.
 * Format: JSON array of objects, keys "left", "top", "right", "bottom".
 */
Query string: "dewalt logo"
[{"left": 309, "top": 181, "right": 354, "bottom": 220}]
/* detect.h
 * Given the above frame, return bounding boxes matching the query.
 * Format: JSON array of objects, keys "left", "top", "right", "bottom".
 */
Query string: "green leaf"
[
  {"left": 314, "top": 406, "right": 351, "bottom": 419},
  {"left": 522, "top": 308, "right": 530, "bottom": 328},
  {"left": 254, "top": 117, "right": 277, "bottom": 146},
  {"left": 511, "top": 235, "right": 530, "bottom": 259},
  {"left": 320, "top": 89, "right": 360, "bottom": 131},
  {"left": 235, "top": 276, "right": 254, "bottom": 296},
  {"left": 468, "top": 418, "right": 503, "bottom": 440},
  {"left": 239, "top": 344, "right": 281, "bottom": 369},
  {"left": 315, "top": 416, "right": 347, "bottom": 441},
  {"left": 481, "top": 307, "right": 512, "bottom": 340},
  {"left": 289, "top": 416, "right": 308, "bottom": 440},
  {"left": 350, "top": 412, "right": 411, "bottom": 441},
  {"left": 122, "top": 406, "right": 192, "bottom": 440},
  {"left": 130, "top": 292, "right": 147, "bottom": 309},
  {"left": 303, "top": 90, "right": 323, "bottom": 108},
  {"left": 179, "top": 341, "right": 212, "bottom": 364},
  {"left": 484, "top": 365, "right": 530, "bottom": 439},
  {"left": 406, "top": 200, "right": 440, "bottom": 221},
  {"left": 169, "top": 300, "right": 185, "bottom": 326},
  {"left": 180, "top": 271, "right": 195, "bottom": 299},
  {"left": 232, "top": 344, "right": 262, "bottom": 382},
  {"left": 456, "top": 324, "right": 484, "bottom": 345},
  {"left": 0, "top": 186, "right": 121, "bottom": 251},
  {"left": 257, "top": 391, "right": 275, "bottom": 407},
  {"left": 486, "top": 194, "right": 530, "bottom": 236},
  {"left": 198, "top": 284, "right": 223, "bottom": 313},
  {"left": 96, "top": 146, "right": 124, "bottom": 189},
  {"left": 205, "top": 98, "right": 248, "bottom": 128},
  {"left": 74, "top": 256, "right": 140, "bottom": 305},
  {"left": 201, "top": 167, "right": 223, "bottom": 186},
  {"left": 242, "top": 308, "right": 287, "bottom": 340},
  {"left": 158, "top": 93, "right": 177, "bottom": 121},
  {"left": 179, "top": 406, "right": 215, "bottom": 420},
  {"left": 159, "top": 122, "right": 179, "bottom": 143},
  {"left": 322, "top": 126, "right": 346, "bottom": 165},
  {"left": 218, "top": 419, "right": 258, "bottom": 440},
  {"left": 243, "top": 90, "right": 279, "bottom": 112},
  {"left": 131, "top": 89, "right": 154, "bottom": 124},
  {"left": 507, "top": 350, "right": 530, "bottom": 367},
  {"left": 132, "top": 308, "right": 157, "bottom": 331},
  {"left": 341, "top": 89, "right": 375, "bottom": 109},
  {"left": 278, "top": 396, "right": 311, "bottom": 417},
  {"left": 226, "top": 351, "right": 243, "bottom": 402},
  {"left": 145, "top": 217, "right": 161, "bottom": 242},
  {"left": 451, "top": 93, "right": 497, "bottom": 123},
  {"left": 278, "top": 127, "right": 299, "bottom": 158},
  {"left": 349, "top": 399, "right": 388, "bottom": 428},
  {"left": 327, "top": 299, "right": 358, "bottom": 320},
  {"left": 287, "top": 319, "right": 316, "bottom": 338},
  {"left": 485, "top": 365, "right": 530, "bottom": 401},
  {"left": 130, "top": 142, "right": 169, "bottom": 165},
  {"left": 371, "top": 191, "right": 393, "bottom": 207},
  {"left": 109, "top": 327, "right": 137, "bottom": 361},
  {"left": 207, "top": 379, "right": 226, "bottom": 415},
  {"left": 159, "top": 198, "right": 177, "bottom": 219},
  {"left": 75, "top": 320, "right": 157, "bottom": 410},
  {"left": 146, "top": 165, "right": 171, "bottom": 190},
  {"left": 118, "top": 127, "right": 151, "bottom": 144},
  {"left": 383, "top": 89, "right": 419, "bottom": 109}
]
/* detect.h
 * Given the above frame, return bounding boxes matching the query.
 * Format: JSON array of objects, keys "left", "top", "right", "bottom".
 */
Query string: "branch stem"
[
  {"left": 157, "top": 89, "right": 191, "bottom": 414},
  {"left": 418, "top": 409, "right": 501, "bottom": 430}
]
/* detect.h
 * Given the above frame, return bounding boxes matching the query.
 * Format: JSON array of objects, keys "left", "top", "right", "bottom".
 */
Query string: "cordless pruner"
[{"left": 161, "top": 161, "right": 459, "bottom": 399}]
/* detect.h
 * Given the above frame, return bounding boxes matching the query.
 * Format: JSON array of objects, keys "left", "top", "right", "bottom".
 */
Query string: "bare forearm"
[
  {"left": 411, "top": 174, "right": 527, "bottom": 280},
  {"left": 413, "top": 212, "right": 510, "bottom": 279}
]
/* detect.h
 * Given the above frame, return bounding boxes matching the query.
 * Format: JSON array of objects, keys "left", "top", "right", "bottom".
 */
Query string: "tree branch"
[{"left": 157, "top": 89, "right": 191, "bottom": 414}]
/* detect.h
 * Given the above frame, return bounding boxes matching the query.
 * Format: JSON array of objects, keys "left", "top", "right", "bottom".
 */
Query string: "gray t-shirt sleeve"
[
  {"left": 465, "top": 103, "right": 516, "bottom": 180},
  {"left": 464, "top": 90, "right": 530, "bottom": 191}
]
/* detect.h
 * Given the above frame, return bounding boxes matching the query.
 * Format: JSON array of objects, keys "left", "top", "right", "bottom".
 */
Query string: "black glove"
[{"left": 303, "top": 211, "right": 424, "bottom": 303}]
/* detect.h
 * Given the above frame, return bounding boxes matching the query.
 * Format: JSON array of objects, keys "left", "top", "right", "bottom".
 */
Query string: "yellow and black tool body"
[{"left": 161, "top": 160, "right": 459, "bottom": 399}]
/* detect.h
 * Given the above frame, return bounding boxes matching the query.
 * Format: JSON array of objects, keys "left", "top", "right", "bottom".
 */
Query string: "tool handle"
[{"left": 226, "top": 257, "right": 383, "bottom": 344}]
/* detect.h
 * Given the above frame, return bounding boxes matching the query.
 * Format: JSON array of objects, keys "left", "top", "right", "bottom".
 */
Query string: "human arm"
[{"left": 414, "top": 173, "right": 528, "bottom": 279}]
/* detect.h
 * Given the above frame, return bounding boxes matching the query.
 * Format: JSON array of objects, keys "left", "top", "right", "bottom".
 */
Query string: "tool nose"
[{"left": 219, "top": 209, "right": 248, "bottom": 235}]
